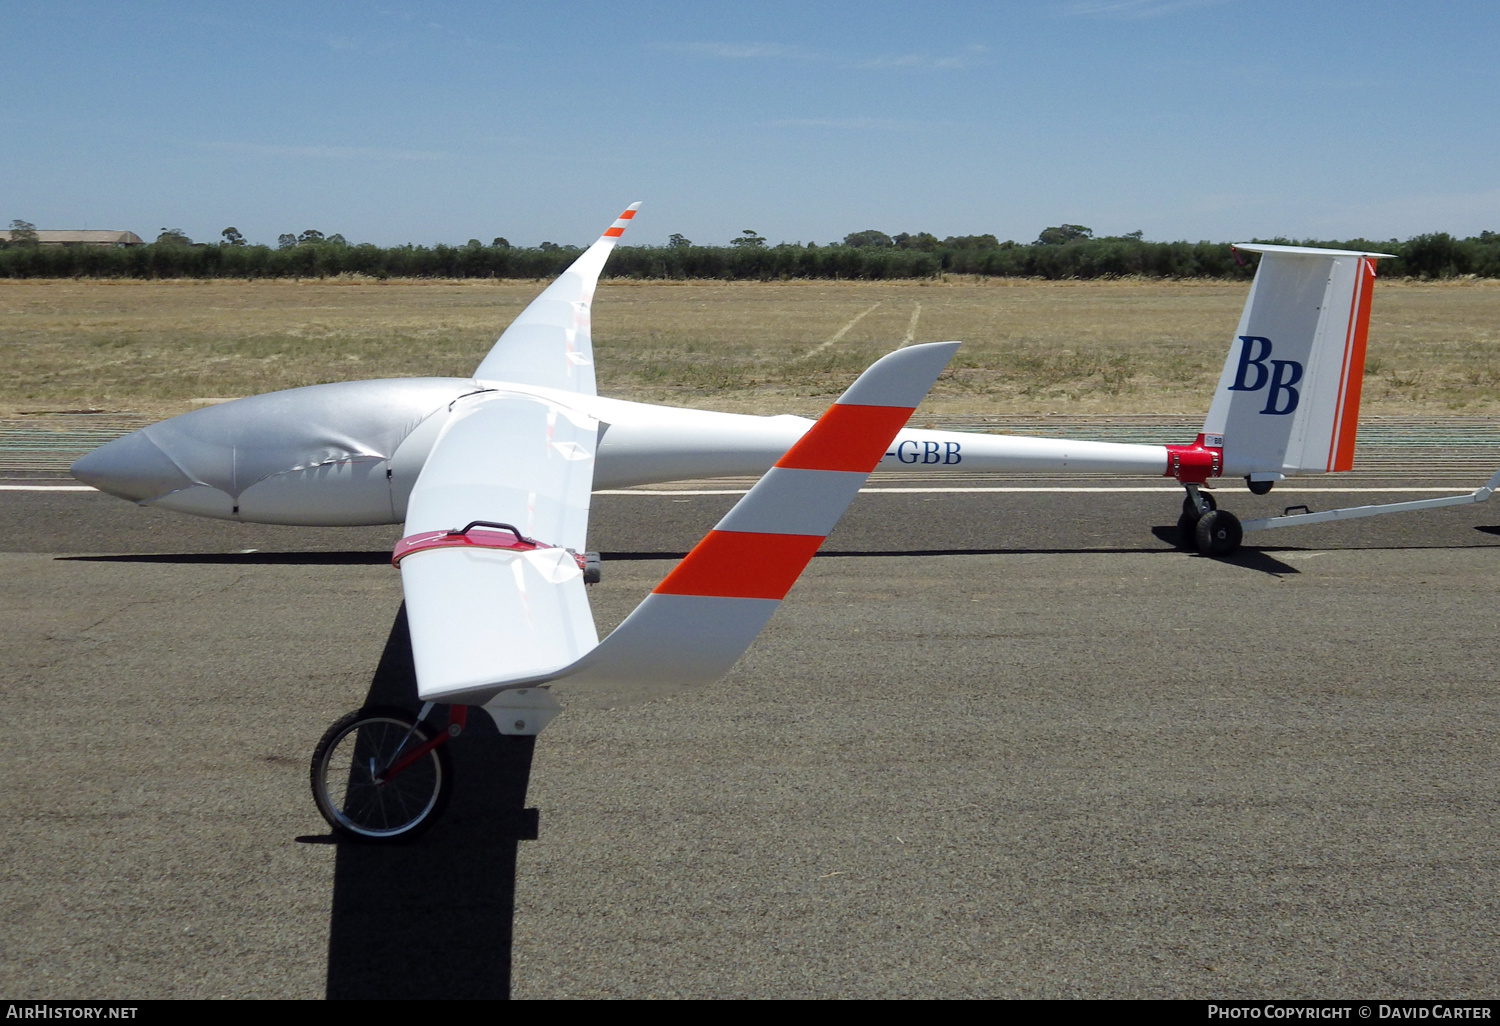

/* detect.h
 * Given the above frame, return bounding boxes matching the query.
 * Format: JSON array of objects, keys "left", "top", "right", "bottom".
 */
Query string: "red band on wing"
[
  {"left": 603, "top": 227, "right": 625, "bottom": 237},
  {"left": 776, "top": 404, "right": 914, "bottom": 473},
  {"left": 393, "top": 528, "right": 587, "bottom": 572},
  {"left": 393, "top": 527, "right": 539, "bottom": 567},
  {"left": 653, "top": 531, "right": 825, "bottom": 600}
]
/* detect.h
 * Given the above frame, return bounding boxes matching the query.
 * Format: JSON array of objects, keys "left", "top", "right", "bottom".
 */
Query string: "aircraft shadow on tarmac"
[
  {"left": 58, "top": 524, "right": 1500, "bottom": 576},
  {"left": 606, "top": 541, "right": 1306, "bottom": 577},
  {"left": 61, "top": 551, "right": 390, "bottom": 565},
  {"left": 303, "top": 605, "right": 539, "bottom": 1001},
  {"left": 1143, "top": 528, "right": 1304, "bottom": 575}
]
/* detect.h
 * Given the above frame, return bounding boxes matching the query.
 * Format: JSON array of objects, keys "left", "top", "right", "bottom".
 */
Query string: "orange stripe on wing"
[
  {"left": 603, "top": 227, "right": 625, "bottom": 237},
  {"left": 776, "top": 404, "right": 914, "bottom": 473},
  {"left": 618, "top": 209, "right": 636, "bottom": 220},
  {"left": 1331, "top": 259, "right": 1376, "bottom": 472},
  {"left": 654, "top": 531, "right": 825, "bottom": 599}
]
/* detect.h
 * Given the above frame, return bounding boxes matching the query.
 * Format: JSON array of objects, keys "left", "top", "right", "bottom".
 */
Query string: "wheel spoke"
[{"left": 313, "top": 711, "right": 446, "bottom": 840}]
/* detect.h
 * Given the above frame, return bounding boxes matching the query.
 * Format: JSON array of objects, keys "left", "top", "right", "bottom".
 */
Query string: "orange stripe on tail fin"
[{"left": 1328, "top": 257, "right": 1376, "bottom": 472}]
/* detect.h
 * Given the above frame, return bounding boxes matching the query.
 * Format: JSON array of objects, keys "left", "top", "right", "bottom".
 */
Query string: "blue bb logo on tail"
[{"left": 1227, "top": 336, "right": 1302, "bottom": 415}]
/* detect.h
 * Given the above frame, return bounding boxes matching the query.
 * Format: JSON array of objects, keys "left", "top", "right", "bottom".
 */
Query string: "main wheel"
[
  {"left": 1194, "top": 509, "right": 1243, "bottom": 558},
  {"left": 1176, "top": 492, "right": 1217, "bottom": 548},
  {"left": 1247, "top": 476, "right": 1275, "bottom": 496},
  {"left": 311, "top": 705, "right": 453, "bottom": 842}
]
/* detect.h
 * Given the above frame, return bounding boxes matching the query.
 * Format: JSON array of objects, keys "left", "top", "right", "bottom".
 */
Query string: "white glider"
[
  {"left": 70, "top": 204, "right": 1499, "bottom": 839},
  {"left": 74, "top": 210, "right": 1486, "bottom": 563}
]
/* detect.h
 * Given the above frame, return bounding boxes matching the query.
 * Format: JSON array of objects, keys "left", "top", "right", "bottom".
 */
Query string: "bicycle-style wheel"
[{"left": 310, "top": 705, "right": 453, "bottom": 842}]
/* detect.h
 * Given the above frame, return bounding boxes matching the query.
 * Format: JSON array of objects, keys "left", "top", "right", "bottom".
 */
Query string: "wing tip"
[
  {"left": 835, "top": 340, "right": 960, "bottom": 409},
  {"left": 602, "top": 202, "right": 643, "bottom": 239}
]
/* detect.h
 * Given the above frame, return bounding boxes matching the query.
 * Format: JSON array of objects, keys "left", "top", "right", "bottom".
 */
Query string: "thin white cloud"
[
  {"left": 194, "top": 142, "right": 451, "bottom": 162},
  {"left": 849, "top": 45, "right": 989, "bottom": 71},
  {"left": 674, "top": 42, "right": 815, "bottom": 60},
  {"left": 666, "top": 41, "right": 986, "bottom": 71},
  {"left": 767, "top": 117, "right": 935, "bottom": 130},
  {"left": 1059, "top": 0, "right": 1229, "bottom": 18}
]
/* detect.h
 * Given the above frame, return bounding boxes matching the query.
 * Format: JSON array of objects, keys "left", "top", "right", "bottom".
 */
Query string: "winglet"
[
  {"left": 652, "top": 340, "right": 959, "bottom": 601},
  {"left": 472, "top": 202, "right": 643, "bottom": 393},
  {"left": 601, "top": 202, "right": 642, "bottom": 239}
]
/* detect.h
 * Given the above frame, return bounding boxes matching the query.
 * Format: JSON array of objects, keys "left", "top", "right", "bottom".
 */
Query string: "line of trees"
[{"left": 2, "top": 222, "right": 1497, "bottom": 280}]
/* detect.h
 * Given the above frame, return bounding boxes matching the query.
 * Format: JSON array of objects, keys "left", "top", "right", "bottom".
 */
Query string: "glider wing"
[
  {"left": 472, "top": 203, "right": 641, "bottom": 394},
  {"left": 397, "top": 389, "right": 600, "bottom": 702},
  {"left": 401, "top": 341, "right": 959, "bottom": 711},
  {"left": 549, "top": 340, "right": 960, "bottom": 703}
]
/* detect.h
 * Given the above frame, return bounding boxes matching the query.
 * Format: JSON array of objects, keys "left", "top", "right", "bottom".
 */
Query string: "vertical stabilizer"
[{"left": 1203, "top": 244, "right": 1391, "bottom": 477}]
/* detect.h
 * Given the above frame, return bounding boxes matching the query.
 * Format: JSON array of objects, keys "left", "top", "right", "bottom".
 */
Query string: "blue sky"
[{"left": 3, "top": 1, "right": 1498, "bottom": 248}]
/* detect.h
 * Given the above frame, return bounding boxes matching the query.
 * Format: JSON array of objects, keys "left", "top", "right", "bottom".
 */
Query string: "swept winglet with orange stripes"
[
  {"left": 601, "top": 202, "right": 641, "bottom": 238},
  {"left": 472, "top": 201, "right": 643, "bottom": 393}
]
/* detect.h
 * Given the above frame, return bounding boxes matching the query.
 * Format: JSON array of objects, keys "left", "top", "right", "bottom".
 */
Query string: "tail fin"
[{"left": 1203, "top": 244, "right": 1393, "bottom": 477}]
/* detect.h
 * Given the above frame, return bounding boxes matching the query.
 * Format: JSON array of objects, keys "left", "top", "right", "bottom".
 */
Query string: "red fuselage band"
[{"left": 1163, "top": 434, "right": 1224, "bottom": 484}]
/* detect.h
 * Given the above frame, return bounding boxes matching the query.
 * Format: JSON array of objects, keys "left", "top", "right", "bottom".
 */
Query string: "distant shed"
[{"left": 0, "top": 230, "right": 145, "bottom": 247}]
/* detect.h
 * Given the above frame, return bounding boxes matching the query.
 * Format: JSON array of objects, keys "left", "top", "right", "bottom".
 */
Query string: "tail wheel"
[
  {"left": 1194, "top": 509, "right": 1243, "bottom": 558},
  {"left": 1176, "top": 492, "right": 1217, "bottom": 548},
  {"left": 1181, "top": 492, "right": 1217, "bottom": 518},
  {"left": 310, "top": 705, "right": 454, "bottom": 842}
]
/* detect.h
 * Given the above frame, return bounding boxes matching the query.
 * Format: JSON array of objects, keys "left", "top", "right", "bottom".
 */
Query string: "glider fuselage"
[{"left": 69, "top": 376, "right": 1171, "bottom": 526}]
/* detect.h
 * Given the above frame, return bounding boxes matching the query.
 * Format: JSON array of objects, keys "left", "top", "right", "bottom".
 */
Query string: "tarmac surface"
[{"left": 3, "top": 475, "right": 1499, "bottom": 999}]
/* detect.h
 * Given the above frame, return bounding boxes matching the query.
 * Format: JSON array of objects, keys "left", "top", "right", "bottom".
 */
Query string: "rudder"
[{"left": 1203, "top": 244, "right": 1391, "bottom": 478}]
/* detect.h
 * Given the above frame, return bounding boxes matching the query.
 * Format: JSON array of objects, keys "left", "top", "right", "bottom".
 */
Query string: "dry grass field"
[{"left": 1, "top": 276, "right": 1497, "bottom": 421}]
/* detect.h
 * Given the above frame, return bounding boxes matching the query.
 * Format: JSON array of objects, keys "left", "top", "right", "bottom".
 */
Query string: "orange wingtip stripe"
[
  {"left": 618, "top": 209, "right": 636, "bottom": 219},
  {"left": 603, "top": 227, "right": 625, "bottom": 237},
  {"left": 776, "top": 403, "right": 915, "bottom": 473},
  {"left": 654, "top": 531, "right": 825, "bottom": 600}
]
